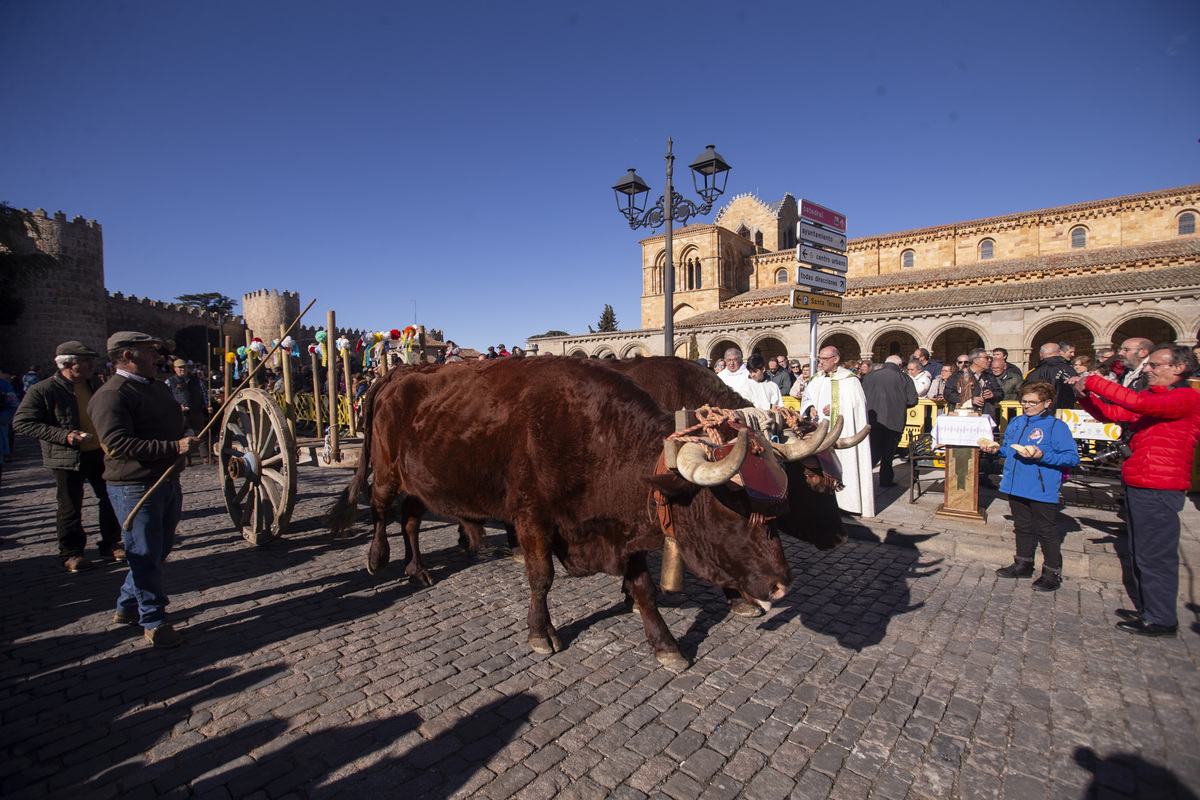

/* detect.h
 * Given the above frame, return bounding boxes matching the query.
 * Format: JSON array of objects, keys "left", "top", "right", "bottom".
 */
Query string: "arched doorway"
[
  {"left": 932, "top": 327, "right": 984, "bottom": 367},
  {"left": 568, "top": 349, "right": 587, "bottom": 357},
  {"left": 871, "top": 330, "right": 919, "bottom": 364},
  {"left": 818, "top": 333, "right": 860, "bottom": 361},
  {"left": 1028, "top": 320, "right": 1096, "bottom": 368},
  {"left": 709, "top": 339, "right": 741, "bottom": 363},
  {"left": 1111, "top": 317, "right": 1177, "bottom": 350},
  {"left": 751, "top": 336, "right": 787, "bottom": 363}
]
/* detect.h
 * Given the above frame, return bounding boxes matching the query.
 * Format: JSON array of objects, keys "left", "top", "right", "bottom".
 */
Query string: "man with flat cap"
[
  {"left": 14, "top": 340, "right": 123, "bottom": 572},
  {"left": 89, "top": 331, "right": 199, "bottom": 648}
]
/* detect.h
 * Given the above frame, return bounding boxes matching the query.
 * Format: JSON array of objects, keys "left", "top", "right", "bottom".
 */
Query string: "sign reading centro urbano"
[
  {"left": 795, "top": 265, "right": 847, "bottom": 294},
  {"left": 798, "top": 221, "right": 846, "bottom": 253},
  {"left": 798, "top": 245, "right": 849, "bottom": 273},
  {"left": 790, "top": 289, "right": 843, "bottom": 313},
  {"left": 799, "top": 199, "right": 847, "bottom": 233}
]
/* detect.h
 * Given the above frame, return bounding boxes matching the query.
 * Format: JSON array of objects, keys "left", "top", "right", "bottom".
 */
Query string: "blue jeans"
[{"left": 108, "top": 480, "right": 182, "bottom": 629}]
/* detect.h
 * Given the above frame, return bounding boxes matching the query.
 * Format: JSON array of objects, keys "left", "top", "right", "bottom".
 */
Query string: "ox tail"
[{"left": 325, "top": 376, "right": 380, "bottom": 539}]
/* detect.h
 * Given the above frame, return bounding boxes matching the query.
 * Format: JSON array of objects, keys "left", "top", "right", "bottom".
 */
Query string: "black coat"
[
  {"left": 944, "top": 368, "right": 1004, "bottom": 417},
  {"left": 1027, "top": 355, "right": 1076, "bottom": 411},
  {"left": 862, "top": 362, "right": 919, "bottom": 432}
]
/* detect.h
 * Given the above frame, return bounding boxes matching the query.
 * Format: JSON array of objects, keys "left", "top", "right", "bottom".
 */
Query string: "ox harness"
[{"left": 650, "top": 412, "right": 788, "bottom": 541}]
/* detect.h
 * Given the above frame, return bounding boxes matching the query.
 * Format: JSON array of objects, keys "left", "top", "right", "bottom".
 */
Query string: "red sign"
[{"left": 800, "top": 199, "right": 847, "bottom": 233}]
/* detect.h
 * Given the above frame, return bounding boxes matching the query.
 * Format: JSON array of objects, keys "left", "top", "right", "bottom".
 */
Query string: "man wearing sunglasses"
[{"left": 1070, "top": 345, "right": 1200, "bottom": 637}]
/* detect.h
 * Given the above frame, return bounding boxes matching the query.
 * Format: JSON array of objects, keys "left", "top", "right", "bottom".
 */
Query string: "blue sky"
[{"left": 3, "top": 1, "right": 1197, "bottom": 352}]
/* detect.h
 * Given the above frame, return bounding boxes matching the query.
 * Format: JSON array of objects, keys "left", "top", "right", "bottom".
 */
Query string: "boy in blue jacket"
[{"left": 981, "top": 380, "right": 1080, "bottom": 591}]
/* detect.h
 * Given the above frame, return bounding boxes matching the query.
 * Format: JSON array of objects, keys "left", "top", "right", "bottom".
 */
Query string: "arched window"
[
  {"left": 775, "top": 268, "right": 789, "bottom": 284},
  {"left": 736, "top": 225, "right": 750, "bottom": 240},
  {"left": 979, "top": 239, "right": 994, "bottom": 260},
  {"left": 755, "top": 232, "right": 764, "bottom": 248},
  {"left": 693, "top": 259, "right": 702, "bottom": 290},
  {"left": 1180, "top": 212, "right": 1197, "bottom": 236},
  {"left": 902, "top": 249, "right": 915, "bottom": 269},
  {"left": 1070, "top": 226, "right": 1087, "bottom": 248}
]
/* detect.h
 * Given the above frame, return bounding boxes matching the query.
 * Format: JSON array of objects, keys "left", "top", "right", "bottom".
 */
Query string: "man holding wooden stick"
[{"left": 90, "top": 332, "right": 199, "bottom": 649}]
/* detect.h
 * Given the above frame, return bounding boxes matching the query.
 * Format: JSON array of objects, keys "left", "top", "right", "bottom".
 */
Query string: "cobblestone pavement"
[{"left": 1, "top": 438, "right": 1198, "bottom": 799}]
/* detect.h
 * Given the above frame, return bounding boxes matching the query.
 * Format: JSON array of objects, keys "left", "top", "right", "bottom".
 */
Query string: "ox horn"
[
  {"left": 771, "top": 419, "right": 829, "bottom": 461},
  {"left": 676, "top": 428, "right": 750, "bottom": 486},
  {"left": 814, "top": 415, "right": 845, "bottom": 454},
  {"left": 836, "top": 423, "right": 870, "bottom": 449}
]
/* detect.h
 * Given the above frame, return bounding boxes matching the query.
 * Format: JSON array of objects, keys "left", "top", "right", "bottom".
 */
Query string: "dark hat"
[
  {"left": 106, "top": 331, "right": 163, "bottom": 352},
  {"left": 56, "top": 340, "right": 100, "bottom": 358}
]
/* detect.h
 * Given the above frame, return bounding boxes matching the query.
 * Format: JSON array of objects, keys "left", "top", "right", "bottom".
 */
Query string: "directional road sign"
[
  {"left": 790, "top": 289, "right": 843, "bottom": 313},
  {"left": 799, "top": 199, "right": 847, "bottom": 233},
  {"left": 794, "top": 265, "right": 846, "bottom": 294},
  {"left": 798, "top": 244, "right": 849, "bottom": 273},
  {"left": 798, "top": 221, "right": 846, "bottom": 253}
]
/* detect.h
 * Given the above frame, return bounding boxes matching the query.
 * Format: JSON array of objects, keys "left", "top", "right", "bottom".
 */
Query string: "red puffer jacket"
[{"left": 1078, "top": 376, "right": 1200, "bottom": 490}]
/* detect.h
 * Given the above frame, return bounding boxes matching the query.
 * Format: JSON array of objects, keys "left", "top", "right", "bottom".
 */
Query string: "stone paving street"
[{"left": 2, "top": 436, "right": 1199, "bottom": 799}]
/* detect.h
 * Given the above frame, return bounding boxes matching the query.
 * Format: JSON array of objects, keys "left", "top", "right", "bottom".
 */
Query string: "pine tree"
[{"left": 598, "top": 304, "right": 618, "bottom": 332}]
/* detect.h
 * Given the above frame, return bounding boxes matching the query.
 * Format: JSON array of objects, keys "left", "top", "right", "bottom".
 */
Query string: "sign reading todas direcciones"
[
  {"left": 790, "top": 289, "right": 843, "bottom": 313},
  {"left": 794, "top": 266, "right": 847, "bottom": 294}
]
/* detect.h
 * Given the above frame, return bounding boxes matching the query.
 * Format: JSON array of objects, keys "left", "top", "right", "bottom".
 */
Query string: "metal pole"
[
  {"left": 663, "top": 136, "right": 674, "bottom": 357},
  {"left": 809, "top": 311, "right": 819, "bottom": 376},
  {"left": 326, "top": 310, "right": 340, "bottom": 461}
]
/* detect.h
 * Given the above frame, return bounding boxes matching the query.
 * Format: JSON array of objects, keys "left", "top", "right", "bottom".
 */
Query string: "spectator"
[
  {"left": 1071, "top": 355, "right": 1094, "bottom": 375},
  {"left": 991, "top": 348, "right": 1023, "bottom": 383},
  {"left": 787, "top": 359, "right": 807, "bottom": 396},
  {"left": 485, "top": 346, "right": 498, "bottom": 359},
  {"left": 0, "top": 373, "right": 16, "bottom": 489},
  {"left": 90, "top": 331, "right": 199, "bottom": 649},
  {"left": 1027, "top": 342, "right": 1076, "bottom": 411},
  {"left": 498, "top": 344, "right": 511, "bottom": 358},
  {"left": 768, "top": 355, "right": 793, "bottom": 397},
  {"left": 928, "top": 364, "right": 955, "bottom": 402},
  {"left": 991, "top": 356, "right": 1021, "bottom": 402},
  {"left": 511, "top": 347, "right": 526, "bottom": 358},
  {"left": 22, "top": 365, "right": 41, "bottom": 397},
  {"left": 12, "top": 341, "right": 123, "bottom": 571},
  {"left": 864, "top": 355, "right": 918, "bottom": 487},
  {"left": 981, "top": 380, "right": 1080, "bottom": 591},
  {"left": 1071, "top": 345, "right": 1200, "bottom": 636},
  {"left": 713, "top": 359, "right": 724, "bottom": 374},
  {"left": 945, "top": 349, "right": 1003, "bottom": 416},
  {"left": 912, "top": 348, "right": 943, "bottom": 381},
  {"left": 741, "top": 354, "right": 784, "bottom": 410},
  {"left": 1059, "top": 341, "right": 1076, "bottom": 361},
  {"left": 1116, "top": 337, "right": 1153, "bottom": 391},
  {"left": 906, "top": 359, "right": 931, "bottom": 397}
]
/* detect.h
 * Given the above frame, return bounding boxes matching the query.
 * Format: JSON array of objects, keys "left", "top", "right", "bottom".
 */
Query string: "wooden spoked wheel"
[{"left": 218, "top": 388, "right": 298, "bottom": 545}]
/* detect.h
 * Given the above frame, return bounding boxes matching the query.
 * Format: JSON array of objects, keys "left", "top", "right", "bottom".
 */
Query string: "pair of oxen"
[{"left": 326, "top": 355, "right": 864, "bottom": 669}]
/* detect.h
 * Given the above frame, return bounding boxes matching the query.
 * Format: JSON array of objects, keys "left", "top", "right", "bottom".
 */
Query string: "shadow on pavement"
[{"left": 1073, "top": 746, "right": 1199, "bottom": 800}]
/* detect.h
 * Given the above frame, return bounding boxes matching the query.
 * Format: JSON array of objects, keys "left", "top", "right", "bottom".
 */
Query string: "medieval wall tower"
[
  {"left": 0, "top": 209, "right": 108, "bottom": 372},
  {"left": 242, "top": 289, "right": 301, "bottom": 342}
]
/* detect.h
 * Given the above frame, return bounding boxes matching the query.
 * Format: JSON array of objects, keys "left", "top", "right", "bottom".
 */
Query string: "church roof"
[
  {"left": 677, "top": 238, "right": 1200, "bottom": 328},
  {"left": 713, "top": 192, "right": 796, "bottom": 225}
]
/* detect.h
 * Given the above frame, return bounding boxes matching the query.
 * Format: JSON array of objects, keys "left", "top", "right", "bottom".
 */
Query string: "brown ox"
[{"left": 326, "top": 356, "right": 793, "bottom": 669}]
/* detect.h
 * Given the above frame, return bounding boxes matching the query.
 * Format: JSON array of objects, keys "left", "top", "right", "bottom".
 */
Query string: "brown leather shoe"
[
  {"left": 64, "top": 556, "right": 94, "bottom": 573},
  {"left": 98, "top": 546, "right": 127, "bottom": 563},
  {"left": 144, "top": 624, "right": 183, "bottom": 649},
  {"left": 113, "top": 608, "right": 138, "bottom": 625}
]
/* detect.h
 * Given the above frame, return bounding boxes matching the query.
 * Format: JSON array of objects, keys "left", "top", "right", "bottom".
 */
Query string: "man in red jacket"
[{"left": 1070, "top": 344, "right": 1200, "bottom": 637}]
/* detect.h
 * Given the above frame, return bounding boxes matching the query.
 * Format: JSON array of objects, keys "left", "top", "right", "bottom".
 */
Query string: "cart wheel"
[{"left": 218, "top": 388, "right": 298, "bottom": 545}]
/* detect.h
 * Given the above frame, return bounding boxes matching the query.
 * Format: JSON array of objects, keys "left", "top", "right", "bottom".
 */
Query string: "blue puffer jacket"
[{"left": 997, "top": 411, "right": 1079, "bottom": 503}]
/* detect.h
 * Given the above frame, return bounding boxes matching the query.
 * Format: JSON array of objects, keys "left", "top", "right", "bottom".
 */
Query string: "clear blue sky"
[{"left": 3, "top": 1, "right": 1197, "bottom": 352}]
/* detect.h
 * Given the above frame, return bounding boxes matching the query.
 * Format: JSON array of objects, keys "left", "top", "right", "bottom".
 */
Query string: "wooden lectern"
[{"left": 931, "top": 413, "right": 995, "bottom": 524}]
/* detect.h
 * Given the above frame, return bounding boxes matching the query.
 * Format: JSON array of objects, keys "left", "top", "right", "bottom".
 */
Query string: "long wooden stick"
[{"left": 121, "top": 298, "right": 317, "bottom": 531}]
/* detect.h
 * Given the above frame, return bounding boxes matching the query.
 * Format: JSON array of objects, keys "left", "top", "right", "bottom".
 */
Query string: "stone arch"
[
  {"left": 709, "top": 338, "right": 743, "bottom": 363},
  {"left": 568, "top": 348, "right": 588, "bottom": 358},
  {"left": 817, "top": 332, "right": 863, "bottom": 362},
  {"left": 869, "top": 326, "right": 921, "bottom": 364},
  {"left": 930, "top": 324, "right": 986, "bottom": 366},
  {"left": 677, "top": 245, "right": 701, "bottom": 291},
  {"left": 747, "top": 335, "right": 788, "bottom": 363},
  {"left": 1026, "top": 317, "right": 1098, "bottom": 367},
  {"left": 1102, "top": 308, "right": 1187, "bottom": 348},
  {"left": 592, "top": 346, "right": 615, "bottom": 358},
  {"left": 673, "top": 302, "right": 697, "bottom": 324},
  {"left": 1109, "top": 315, "right": 1179, "bottom": 351},
  {"left": 619, "top": 342, "right": 648, "bottom": 359}
]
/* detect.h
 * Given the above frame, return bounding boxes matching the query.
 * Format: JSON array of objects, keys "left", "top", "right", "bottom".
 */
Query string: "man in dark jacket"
[
  {"left": 863, "top": 355, "right": 919, "bottom": 487},
  {"left": 90, "top": 331, "right": 199, "bottom": 649},
  {"left": 13, "top": 341, "right": 122, "bottom": 571},
  {"left": 768, "top": 356, "right": 793, "bottom": 397},
  {"left": 1027, "top": 342, "right": 1076, "bottom": 411},
  {"left": 945, "top": 348, "right": 1004, "bottom": 417}
]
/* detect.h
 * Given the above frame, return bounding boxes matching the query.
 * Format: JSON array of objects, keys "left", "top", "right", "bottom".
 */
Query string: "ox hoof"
[
  {"left": 511, "top": 548, "right": 525, "bottom": 565},
  {"left": 366, "top": 560, "right": 388, "bottom": 576},
  {"left": 529, "top": 633, "right": 562, "bottom": 655},
  {"left": 730, "top": 599, "right": 764, "bottom": 618},
  {"left": 407, "top": 570, "right": 435, "bottom": 588},
  {"left": 655, "top": 651, "right": 690, "bottom": 671}
]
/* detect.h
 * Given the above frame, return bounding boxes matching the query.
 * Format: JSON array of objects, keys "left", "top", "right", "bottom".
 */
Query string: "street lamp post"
[{"left": 613, "top": 138, "right": 731, "bottom": 357}]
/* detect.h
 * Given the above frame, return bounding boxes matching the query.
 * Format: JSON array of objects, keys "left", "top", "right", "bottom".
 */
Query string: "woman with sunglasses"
[{"left": 980, "top": 380, "right": 1079, "bottom": 591}]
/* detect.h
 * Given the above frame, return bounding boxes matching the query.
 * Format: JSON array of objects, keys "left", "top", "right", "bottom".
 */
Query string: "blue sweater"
[{"left": 997, "top": 411, "right": 1080, "bottom": 503}]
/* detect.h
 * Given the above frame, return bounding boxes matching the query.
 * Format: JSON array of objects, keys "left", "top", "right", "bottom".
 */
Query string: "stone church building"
[{"left": 528, "top": 184, "right": 1200, "bottom": 369}]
